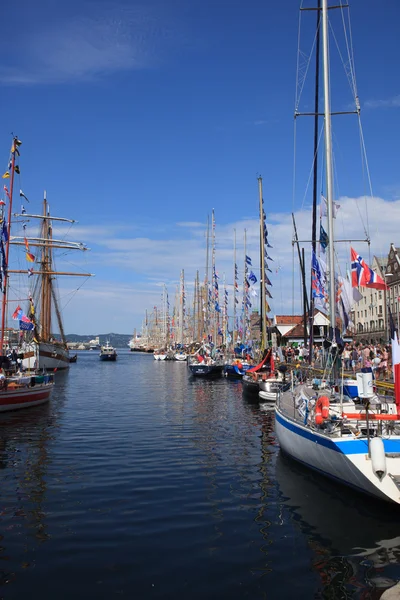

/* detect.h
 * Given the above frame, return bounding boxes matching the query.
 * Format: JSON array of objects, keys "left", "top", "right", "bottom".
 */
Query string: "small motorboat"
[
  {"left": 99, "top": 342, "right": 117, "bottom": 361},
  {"left": 188, "top": 359, "right": 223, "bottom": 377},
  {"left": 259, "top": 365, "right": 290, "bottom": 402},
  {"left": 223, "top": 360, "right": 251, "bottom": 379},
  {"left": 69, "top": 354, "right": 78, "bottom": 363}
]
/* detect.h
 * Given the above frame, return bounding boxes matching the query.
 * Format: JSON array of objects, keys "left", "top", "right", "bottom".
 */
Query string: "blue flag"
[
  {"left": 19, "top": 320, "right": 34, "bottom": 331},
  {"left": 248, "top": 271, "right": 257, "bottom": 284},
  {"left": 1, "top": 220, "right": 8, "bottom": 243},
  {"left": 245, "top": 255, "right": 252, "bottom": 266},
  {"left": 320, "top": 223, "right": 329, "bottom": 250}
]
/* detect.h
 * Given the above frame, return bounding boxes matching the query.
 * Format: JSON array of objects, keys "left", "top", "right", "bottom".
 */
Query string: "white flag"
[{"left": 320, "top": 195, "right": 340, "bottom": 218}]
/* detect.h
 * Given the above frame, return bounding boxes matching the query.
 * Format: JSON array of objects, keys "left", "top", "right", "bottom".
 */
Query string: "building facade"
[
  {"left": 385, "top": 244, "right": 400, "bottom": 333},
  {"left": 352, "top": 255, "right": 387, "bottom": 344}
]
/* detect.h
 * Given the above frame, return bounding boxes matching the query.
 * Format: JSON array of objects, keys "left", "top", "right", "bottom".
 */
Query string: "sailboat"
[
  {"left": 242, "top": 178, "right": 275, "bottom": 399},
  {"left": 0, "top": 137, "right": 54, "bottom": 411},
  {"left": 275, "top": 0, "right": 400, "bottom": 504},
  {"left": 19, "top": 194, "right": 92, "bottom": 371},
  {"left": 174, "top": 269, "right": 187, "bottom": 361}
]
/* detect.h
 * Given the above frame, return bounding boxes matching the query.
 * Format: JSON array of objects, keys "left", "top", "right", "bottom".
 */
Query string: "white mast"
[
  {"left": 233, "top": 228, "right": 236, "bottom": 347},
  {"left": 322, "top": 0, "right": 336, "bottom": 329}
]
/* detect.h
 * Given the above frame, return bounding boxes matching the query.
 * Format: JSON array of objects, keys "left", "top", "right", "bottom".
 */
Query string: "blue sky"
[{"left": 1, "top": 0, "right": 400, "bottom": 334}]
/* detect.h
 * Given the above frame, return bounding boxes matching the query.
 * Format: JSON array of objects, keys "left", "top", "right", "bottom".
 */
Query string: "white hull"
[
  {"left": 259, "top": 389, "right": 278, "bottom": 402},
  {"left": 174, "top": 353, "right": 187, "bottom": 361},
  {"left": 154, "top": 354, "right": 167, "bottom": 361},
  {"left": 0, "top": 378, "right": 53, "bottom": 412},
  {"left": 22, "top": 342, "right": 70, "bottom": 371},
  {"left": 275, "top": 405, "right": 400, "bottom": 504}
]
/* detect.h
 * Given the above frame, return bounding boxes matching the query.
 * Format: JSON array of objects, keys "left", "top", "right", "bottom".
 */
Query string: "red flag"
[
  {"left": 270, "top": 352, "right": 275, "bottom": 373},
  {"left": 12, "top": 305, "right": 22, "bottom": 320},
  {"left": 351, "top": 247, "right": 387, "bottom": 290}
]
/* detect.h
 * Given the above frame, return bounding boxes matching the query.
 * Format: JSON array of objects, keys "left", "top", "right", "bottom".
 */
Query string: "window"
[
  {"left": 379, "top": 291, "right": 382, "bottom": 300},
  {"left": 365, "top": 310, "right": 367, "bottom": 318},
  {"left": 379, "top": 305, "right": 383, "bottom": 315}
]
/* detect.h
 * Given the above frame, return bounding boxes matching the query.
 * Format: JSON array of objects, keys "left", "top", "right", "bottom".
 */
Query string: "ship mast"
[
  {"left": 0, "top": 137, "right": 18, "bottom": 354},
  {"left": 322, "top": 0, "right": 336, "bottom": 328},
  {"left": 233, "top": 229, "right": 237, "bottom": 348},
  {"left": 258, "top": 177, "right": 267, "bottom": 350}
]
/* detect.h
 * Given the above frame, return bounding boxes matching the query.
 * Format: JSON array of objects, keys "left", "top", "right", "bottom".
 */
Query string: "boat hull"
[
  {"left": 259, "top": 379, "right": 291, "bottom": 402},
  {"left": 174, "top": 354, "right": 187, "bottom": 361},
  {"left": 0, "top": 378, "right": 53, "bottom": 412},
  {"left": 275, "top": 406, "right": 400, "bottom": 504},
  {"left": 189, "top": 364, "right": 223, "bottom": 377},
  {"left": 100, "top": 354, "right": 117, "bottom": 361},
  {"left": 223, "top": 364, "right": 250, "bottom": 378},
  {"left": 242, "top": 375, "right": 260, "bottom": 400},
  {"left": 22, "top": 342, "right": 70, "bottom": 371}
]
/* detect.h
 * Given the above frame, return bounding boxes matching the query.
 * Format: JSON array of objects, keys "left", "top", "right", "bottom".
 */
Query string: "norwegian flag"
[{"left": 350, "top": 247, "right": 387, "bottom": 290}]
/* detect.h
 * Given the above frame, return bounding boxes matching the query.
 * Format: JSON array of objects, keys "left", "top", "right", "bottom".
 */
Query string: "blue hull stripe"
[{"left": 275, "top": 410, "right": 400, "bottom": 455}]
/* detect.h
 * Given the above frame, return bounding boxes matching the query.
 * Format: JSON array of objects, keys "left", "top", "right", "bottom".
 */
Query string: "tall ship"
[
  {"left": 0, "top": 137, "right": 54, "bottom": 410},
  {"left": 19, "top": 195, "right": 93, "bottom": 371}
]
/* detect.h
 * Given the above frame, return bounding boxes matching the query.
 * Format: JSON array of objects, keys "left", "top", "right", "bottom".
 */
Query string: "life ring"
[{"left": 315, "top": 396, "right": 330, "bottom": 426}]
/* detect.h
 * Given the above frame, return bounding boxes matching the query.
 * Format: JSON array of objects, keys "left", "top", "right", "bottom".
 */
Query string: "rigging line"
[
  {"left": 340, "top": 1, "right": 359, "bottom": 105},
  {"left": 300, "top": 123, "right": 324, "bottom": 211},
  {"left": 59, "top": 277, "right": 92, "bottom": 312},
  {"left": 292, "top": 115, "right": 298, "bottom": 215},
  {"left": 357, "top": 115, "right": 373, "bottom": 237},
  {"left": 292, "top": 243, "right": 295, "bottom": 318},
  {"left": 295, "top": 20, "right": 319, "bottom": 113},
  {"left": 328, "top": 20, "right": 355, "bottom": 104}
]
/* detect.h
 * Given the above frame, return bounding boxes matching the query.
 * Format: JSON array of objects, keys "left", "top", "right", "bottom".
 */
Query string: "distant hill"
[{"left": 66, "top": 333, "right": 131, "bottom": 348}]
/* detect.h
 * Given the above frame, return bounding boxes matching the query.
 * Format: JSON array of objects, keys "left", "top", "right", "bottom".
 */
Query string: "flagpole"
[
  {"left": 233, "top": 228, "right": 236, "bottom": 349},
  {"left": 322, "top": 0, "right": 336, "bottom": 330},
  {"left": 0, "top": 138, "right": 18, "bottom": 354},
  {"left": 258, "top": 177, "right": 267, "bottom": 351}
]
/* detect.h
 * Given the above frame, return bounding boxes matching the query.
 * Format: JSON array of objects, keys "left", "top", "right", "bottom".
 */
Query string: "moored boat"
[
  {"left": 100, "top": 342, "right": 117, "bottom": 361},
  {"left": 223, "top": 360, "right": 251, "bottom": 379},
  {"left": 0, "top": 137, "right": 54, "bottom": 411},
  {"left": 259, "top": 365, "right": 290, "bottom": 402},
  {"left": 274, "top": 0, "right": 400, "bottom": 505},
  {"left": 19, "top": 192, "right": 92, "bottom": 371}
]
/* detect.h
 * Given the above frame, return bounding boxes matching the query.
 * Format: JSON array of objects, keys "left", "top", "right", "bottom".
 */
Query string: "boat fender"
[
  {"left": 315, "top": 396, "right": 330, "bottom": 426},
  {"left": 370, "top": 437, "right": 386, "bottom": 481}
]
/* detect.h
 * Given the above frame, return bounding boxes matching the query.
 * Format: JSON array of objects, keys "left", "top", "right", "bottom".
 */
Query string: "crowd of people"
[{"left": 280, "top": 342, "right": 392, "bottom": 381}]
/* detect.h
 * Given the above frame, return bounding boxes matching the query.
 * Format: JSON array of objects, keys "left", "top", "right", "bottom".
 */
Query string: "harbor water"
[{"left": 1, "top": 350, "right": 400, "bottom": 599}]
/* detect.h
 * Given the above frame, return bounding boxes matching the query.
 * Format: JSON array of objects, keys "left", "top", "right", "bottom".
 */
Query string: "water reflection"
[
  {"left": 275, "top": 450, "right": 400, "bottom": 598},
  {"left": 0, "top": 393, "right": 64, "bottom": 587}
]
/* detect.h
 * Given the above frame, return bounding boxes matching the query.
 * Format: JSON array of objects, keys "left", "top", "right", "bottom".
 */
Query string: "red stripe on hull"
[{"left": 0, "top": 386, "right": 53, "bottom": 409}]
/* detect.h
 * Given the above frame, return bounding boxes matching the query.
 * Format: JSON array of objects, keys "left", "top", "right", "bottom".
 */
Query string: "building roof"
[{"left": 275, "top": 315, "right": 303, "bottom": 325}]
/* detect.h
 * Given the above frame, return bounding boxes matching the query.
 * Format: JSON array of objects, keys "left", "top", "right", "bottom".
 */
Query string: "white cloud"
[
  {"left": 0, "top": 5, "right": 180, "bottom": 85},
  {"left": 176, "top": 221, "right": 204, "bottom": 228},
  {"left": 364, "top": 95, "right": 400, "bottom": 109},
  {"left": 14, "top": 195, "right": 398, "bottom": 334}
]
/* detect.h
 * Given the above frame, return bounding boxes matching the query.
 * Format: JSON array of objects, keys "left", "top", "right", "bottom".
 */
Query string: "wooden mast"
[
  {"left": 40, "top": 194, "right": 52, "bottom": 342},
  {"left": 258, "top": 177, "right": 267, "bottom": 351},
  {"left": 0, "top": 137, "right": 18, "bottom": 354},
  {"left": 243, "top": 228, "right": 248, "bottom": 344},
  {"left": 233, "top": 228, "right": 236, "bottom": 348}
]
